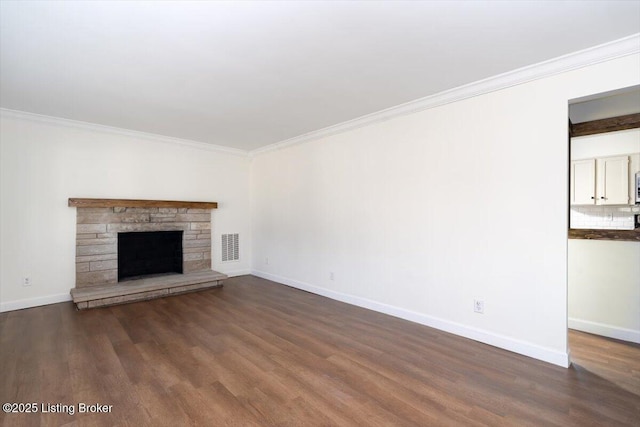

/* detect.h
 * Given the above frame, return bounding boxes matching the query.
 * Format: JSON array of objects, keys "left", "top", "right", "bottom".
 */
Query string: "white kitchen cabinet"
[
  {"left": 570, "top": 155, "right": 632, "bottom": 206},
  {"left": 570, "top": 159, "right": 596, "bottom": 205},
  {"left": 596, "top": 155, "right": 629, "bottom": 205}
]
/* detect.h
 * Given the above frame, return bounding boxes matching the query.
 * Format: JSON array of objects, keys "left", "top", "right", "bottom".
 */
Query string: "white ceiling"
[{"left": 1, "top": 1, "right": 639, "bottom": 151}]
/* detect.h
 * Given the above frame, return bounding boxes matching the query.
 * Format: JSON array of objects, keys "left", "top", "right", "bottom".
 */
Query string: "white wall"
[
  {"left": 571, "top": 128, "right": 640, "bottom": 159},
  {"left": 251, "top": 53, "right": 640, "bottom": 367},
  {"left": 568, "top": 239, "right": 640, "bottom": 343},
  {"left": 0, "top": 113, "right": 252, "bottom": 311}
]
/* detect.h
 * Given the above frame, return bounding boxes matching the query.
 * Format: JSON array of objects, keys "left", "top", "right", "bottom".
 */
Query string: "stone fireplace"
[{"left": 69, "top": 198, "right": 227, "bottom": 309}]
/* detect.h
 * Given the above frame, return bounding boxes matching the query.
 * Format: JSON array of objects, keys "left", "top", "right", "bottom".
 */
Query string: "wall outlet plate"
[{"left": 474, "top": 299, "right": 484, "bottom": 314}]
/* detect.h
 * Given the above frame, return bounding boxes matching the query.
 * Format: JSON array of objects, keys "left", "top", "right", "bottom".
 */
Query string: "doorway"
[{"left": 567, "top": 86, "right": 640, "bottom": 357}]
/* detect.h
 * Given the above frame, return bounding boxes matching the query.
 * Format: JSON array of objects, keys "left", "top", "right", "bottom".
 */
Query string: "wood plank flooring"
[{"left": 1, "top": 275, "right": 638, "bottom": 426}]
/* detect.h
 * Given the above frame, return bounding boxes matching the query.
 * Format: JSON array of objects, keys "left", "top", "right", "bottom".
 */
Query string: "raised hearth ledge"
[
  {"left": 68, "top": 198, "right": 218, "bottom": 209},
  {"left": 71, "top": 271, "right": 227, "bottom": 309}
]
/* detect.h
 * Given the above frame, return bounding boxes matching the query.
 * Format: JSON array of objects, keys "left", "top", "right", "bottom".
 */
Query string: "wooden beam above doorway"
[{"left": 571, "top": 113, "right": 640, "bottom": 138}]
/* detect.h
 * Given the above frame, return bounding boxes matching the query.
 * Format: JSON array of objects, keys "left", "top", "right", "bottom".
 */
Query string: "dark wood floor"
[{"left": 1, "top": 275, "right": 638, "bottom": 426}]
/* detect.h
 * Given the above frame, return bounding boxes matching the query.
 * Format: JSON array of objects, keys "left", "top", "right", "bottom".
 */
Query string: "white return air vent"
[{"left": 221, "top": 233, "right": 239, "bottom": 262}]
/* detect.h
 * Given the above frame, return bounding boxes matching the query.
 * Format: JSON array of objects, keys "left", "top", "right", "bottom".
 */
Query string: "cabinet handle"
[
  {"left": 591, "top": 196, "right": 595, "bottom": 199},
  {"left": 600, "top": 196, "right": 606, "bottom": 200}
]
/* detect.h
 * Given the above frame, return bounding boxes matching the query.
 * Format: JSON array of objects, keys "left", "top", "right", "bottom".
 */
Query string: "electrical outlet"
[
  {"left": 474, "top": 299, "right": 484, "bottom": 314},
  {"left": 330, "top": 272, "right": 335, "bottom": 281},
  {"left": 265, "top": 257, "right": 269, "bottom": 265},
  {"left": 22, "top": 277, "right": 32, "bottom": 287}
]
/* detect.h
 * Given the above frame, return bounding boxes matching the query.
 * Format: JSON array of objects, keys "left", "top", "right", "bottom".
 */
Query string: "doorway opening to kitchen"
[{"left": 567, "top": 86, "right": 640, "bottom": 367}]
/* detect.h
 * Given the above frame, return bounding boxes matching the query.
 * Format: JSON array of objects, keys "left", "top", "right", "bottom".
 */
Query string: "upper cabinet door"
[
  {"left": 571, "top": 159, "right": 596, "bottom": 205},
  {"left": 597, "top": 155, "right": 629, "bottom": 205}
]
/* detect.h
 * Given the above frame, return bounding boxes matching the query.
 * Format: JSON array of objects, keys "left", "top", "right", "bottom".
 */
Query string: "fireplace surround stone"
[{"left": 68, "top": 198, "right": 227, "bottom": 309}]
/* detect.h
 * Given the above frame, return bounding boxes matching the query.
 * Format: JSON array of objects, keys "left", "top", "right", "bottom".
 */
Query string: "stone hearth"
[
  {"left": 71, "top": 270, "right": 226, "bottom": 309},
  {"left": 68, "top": 198, "right": 227, "bottom": 309}
]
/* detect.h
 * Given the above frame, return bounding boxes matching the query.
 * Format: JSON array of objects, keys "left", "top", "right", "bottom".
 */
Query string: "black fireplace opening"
[{"left": 118, "top": 231, "right": 183, "bottom": 281}]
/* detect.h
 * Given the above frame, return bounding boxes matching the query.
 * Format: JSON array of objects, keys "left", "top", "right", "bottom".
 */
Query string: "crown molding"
[
  {"left": 251, "top": 33, "right": 640, "bottom": 157},
  {"left": 2, "top": 34, "right": 638, "bottom": 158},
  {"left": 0, "top": 108, "right": 250, "bottom": 157}
]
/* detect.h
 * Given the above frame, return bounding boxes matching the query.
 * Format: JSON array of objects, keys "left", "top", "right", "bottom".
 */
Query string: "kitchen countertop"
[{"left": 569, "top": 228, "right": 640, "bottom": 242}]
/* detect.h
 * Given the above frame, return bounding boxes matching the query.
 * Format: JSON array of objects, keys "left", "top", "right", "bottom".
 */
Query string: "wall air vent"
[{"left": 221, "top": 233, "right": 239, "bottom": 262}]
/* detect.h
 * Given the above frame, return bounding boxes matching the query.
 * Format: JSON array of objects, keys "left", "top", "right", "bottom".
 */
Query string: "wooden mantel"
[{"left": 68, "top": 198, "right": 218, "bottom": 209}]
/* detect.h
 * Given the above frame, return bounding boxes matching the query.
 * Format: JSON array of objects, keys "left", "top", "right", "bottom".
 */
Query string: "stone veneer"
[{"left": 75, "top": 207, "right": 212, "bottom": 287}]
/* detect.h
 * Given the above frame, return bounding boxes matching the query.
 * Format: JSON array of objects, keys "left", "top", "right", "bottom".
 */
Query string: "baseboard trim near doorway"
[
  {"left": 569, "top": 318, "right": 640, "bottom": 344},
  {"left": 252, "top": 270, "right": 571, "bottom": 368}
]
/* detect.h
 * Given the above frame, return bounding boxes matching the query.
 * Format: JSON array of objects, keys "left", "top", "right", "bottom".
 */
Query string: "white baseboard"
[
  {"left": 219, "top": 268, "right": 252, "bottom": 278},
  {"left": 252, "top": 270, "right": 570, "bottom": 368},
  {"left": 569, "top": 317, "right": 640, "bottom": 344},
  {"left": 216, "top": 269, "right": 251, "bottom": 277},
  {"left": 0, "top": 293, "right": 72, "bottom": 313}
]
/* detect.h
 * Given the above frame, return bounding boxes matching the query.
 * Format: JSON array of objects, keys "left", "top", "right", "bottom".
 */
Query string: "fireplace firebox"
[{"left": 118, "top": 231, "right": 183, "bottom": 281}]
